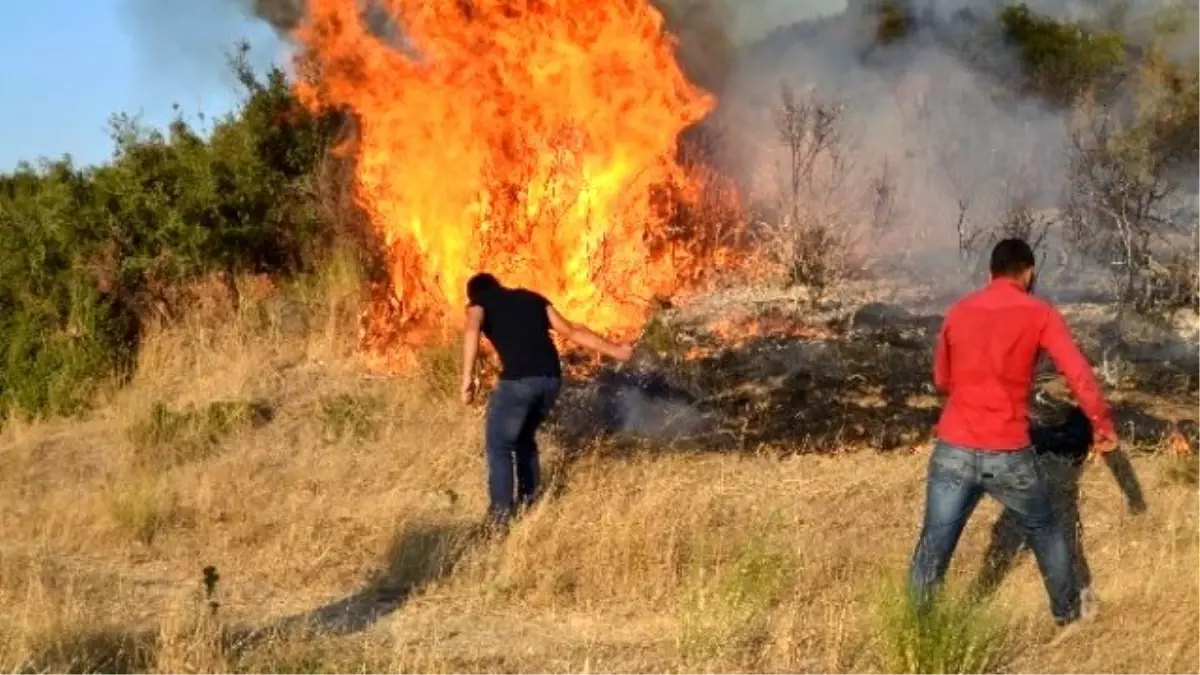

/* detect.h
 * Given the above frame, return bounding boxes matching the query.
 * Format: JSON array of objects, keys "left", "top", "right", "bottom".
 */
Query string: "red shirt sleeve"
[
  {"left": 1039, "top": 306, "right": 1116, "bottom": 439},
  {"left": 933, "top": 315, "right": 951, "bottom": 393}
]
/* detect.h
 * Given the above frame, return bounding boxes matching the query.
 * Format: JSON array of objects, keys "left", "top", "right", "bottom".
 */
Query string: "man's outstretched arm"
[
  {"left": 546, "top": 305, "right": 633, "bottom": 362},
  {"left": 1039, "top": 306, "right": 1117, "bottom": 449},
  {"left": 460, "top": 305, "right": 484, "bottom": 404}
]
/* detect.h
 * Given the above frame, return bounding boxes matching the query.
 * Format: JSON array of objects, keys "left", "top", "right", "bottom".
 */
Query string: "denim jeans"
[
  {"left": 971, "top": 451, "right": 1092, "bottom": 605},
  {"left": 909, "top": 441, "right": 1080, "bottom": 625},
  {"left": 484, "top": 376, "right": 561, "bottom": 526}
]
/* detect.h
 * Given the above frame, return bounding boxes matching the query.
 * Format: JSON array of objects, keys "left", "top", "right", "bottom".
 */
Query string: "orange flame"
[
  {"left": 1167, "top": 425, "right": 1191, "bottom": 458},
  {"left": 682, "top": 312, "right": 835, "bottom": 360},
  {"left": 293, "top": 0, "right": 730, "bottom": 366}
]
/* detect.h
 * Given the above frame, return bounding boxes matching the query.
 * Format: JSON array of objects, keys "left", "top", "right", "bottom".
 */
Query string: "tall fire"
[{"left": 293, "top": 0, "right": 732, "bottom": 367}]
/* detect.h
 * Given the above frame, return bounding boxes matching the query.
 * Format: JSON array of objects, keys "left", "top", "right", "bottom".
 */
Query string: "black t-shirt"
[{"left": 471, "top": 287, "right": 562, "bottom": 380}]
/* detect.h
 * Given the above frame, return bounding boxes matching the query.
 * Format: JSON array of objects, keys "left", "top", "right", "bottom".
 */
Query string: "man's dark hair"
[
  {"left": 466, "top": 272, "right": 502, "bottom": 305},
  {"left": 989, "top": 238, "right": 1036, "bottom": 277}
]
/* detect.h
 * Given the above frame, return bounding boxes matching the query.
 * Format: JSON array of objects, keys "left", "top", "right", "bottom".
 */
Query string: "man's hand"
[
  {"left": 1089, "top": 433, "right": 1119, "bottom": 460},
  {"left": 611, "top": 343, "right": 634, "bottom": 363},
  {"left": 460, "top": 379, "right": 476, "bottom": 406}
]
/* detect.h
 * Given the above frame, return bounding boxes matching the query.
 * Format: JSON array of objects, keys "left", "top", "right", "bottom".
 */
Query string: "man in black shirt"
[
  {"left": 460, "top": 273, "right": 633, "bottom": 527},
  {"left": 972, "top": 405, "right": 1146, "bottom": 617}
]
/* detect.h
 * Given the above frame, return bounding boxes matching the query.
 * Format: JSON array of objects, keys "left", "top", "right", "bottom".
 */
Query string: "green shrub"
[
  {"left": 1000, "top": 3, "right": 1127, "bottom": 102},
  {"left": 639, "top": 312, "right": 681, "bottom": 358},
  {"left": 22, "top": 627, "right": 157, "bottom": 674},
  {"left": 1167, "top": 454, "right": 1199, "bottom": 486},
  {"left": 0, "top": 45, "right": 345, "bottom": 423},
  {"left": 876, "top": 585, "right": 1011, "bottom": 674},
  {"left": 108, "top": 477, "right": 179, "bottom": 545},
  {"left": 419, "top": 344, "right": 464, "bottom": 402},
  {"left": 876, "top": 0, "right": 911, "bottom": 45}
]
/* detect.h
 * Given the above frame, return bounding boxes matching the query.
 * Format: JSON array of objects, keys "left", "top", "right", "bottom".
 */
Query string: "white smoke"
[{"left": 610, "top": 385, "right": 711, "bottom": 441}]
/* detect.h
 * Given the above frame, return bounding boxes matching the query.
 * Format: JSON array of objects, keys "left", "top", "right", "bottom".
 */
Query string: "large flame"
[{"left": 293, "top": 0, "right": 724, "bottom": 364}]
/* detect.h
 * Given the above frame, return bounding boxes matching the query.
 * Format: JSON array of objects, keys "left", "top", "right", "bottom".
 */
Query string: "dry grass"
[{"left": 0, "top": 272, "right": 1197, "bottom": 673}]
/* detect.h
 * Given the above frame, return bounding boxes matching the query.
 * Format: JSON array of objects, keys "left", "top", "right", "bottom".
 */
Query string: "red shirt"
[{"left": 934, "top": 278, "right": 1115, "bottom": 451}]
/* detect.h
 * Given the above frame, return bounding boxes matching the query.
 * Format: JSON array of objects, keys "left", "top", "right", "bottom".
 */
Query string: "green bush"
[
  {"left": 876, "top": 0, "right": 912, "bottom": 45},
  {"left": 679, "top": 533, "right": 794, "bottom": 668},
  {"left": 0, "top": 46, "right": 345, "bottom": 422},
  {"left": 1000, "top": 3, "right": 1127, "bottom": 102},
  {"left": 1167, "top": 453, "right": 1199, "bottom": 486},
  {"left": 107, "top": 476, "right": 179, "bottom": 545}
]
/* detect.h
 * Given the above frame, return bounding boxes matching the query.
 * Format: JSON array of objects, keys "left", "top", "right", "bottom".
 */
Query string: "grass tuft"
[
  {"left": 1166, "top": 453, "right": 1198, "bottom": 486},
  {"left": 320, "top": 393, "right": 384, "bottom": 443},
  {"left": 679, "top": 532, "right": 794, "bottom": 668},
  {"left": 127, "top": 400, "right": 273, "bottom": 469},
  {"left": 876, "top": 584, "right": 1012, "bottom": 674},
  {"left": 107, "top": 477, "right": 179, "bottom": 545},
  {"left": 24, "top": 627, "right": 157, "bottom": 674}
]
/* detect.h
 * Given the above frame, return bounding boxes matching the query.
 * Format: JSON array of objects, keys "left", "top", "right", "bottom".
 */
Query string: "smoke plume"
[
  {"left": 554, "top": 366, "right": 714, "bottom": 448},
  {"left": 698, "top": 0, "right": 1197, "bottom": 304},
  {"left": 123, "top": 0, "right": 1196, "bottom": 306},
  {"left": 118, "top": 0, "right": 288, "bottom": 92},
  {"left": 243, "top": 0, "right": 305, "bottom": 32}
]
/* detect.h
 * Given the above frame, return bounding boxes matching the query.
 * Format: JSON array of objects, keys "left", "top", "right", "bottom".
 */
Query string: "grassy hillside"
[{"left": 0, "top": 272, "right": 1195, "bottom": 674}]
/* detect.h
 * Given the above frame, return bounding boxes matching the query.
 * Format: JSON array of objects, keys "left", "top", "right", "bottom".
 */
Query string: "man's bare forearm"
[
  {"left": 545, "top": 305, "right": 630, "bottom": 362},
  {"left": 461, "top": 330, "right": 480, "bottom": 387},
  {"left": 567, "top": 325, "right": 622, "bottom": 359}
]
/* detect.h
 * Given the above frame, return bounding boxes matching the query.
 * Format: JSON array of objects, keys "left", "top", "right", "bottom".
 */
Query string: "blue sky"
[
  {"left": 0, "top": 0, "right": 282, "bottom": 171},
  {"left": 0, "top": 0, "right": 843, "bottom": 172}
]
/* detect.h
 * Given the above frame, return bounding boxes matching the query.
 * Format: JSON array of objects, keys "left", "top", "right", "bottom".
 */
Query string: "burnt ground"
[{"left": 550, "top": 286, "right": 1199, "bottom": 458}]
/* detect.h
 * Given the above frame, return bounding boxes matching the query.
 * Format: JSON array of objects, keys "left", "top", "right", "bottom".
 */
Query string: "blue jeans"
[
  {"left": 484, "top": 376, "right": 561, "bottom": 526},
  {"left": 909, "top": 442, "right": 1080, "bottom": 625}
]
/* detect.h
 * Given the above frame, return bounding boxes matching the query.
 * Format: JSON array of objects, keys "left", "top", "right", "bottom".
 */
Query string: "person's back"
[
  {"left": 935, "top": 273, "right": 1114, "bottom": 452},
  {"left": 937, "top": 281, "right": 1060, "bottom": 450},
  {"left": 472, "top": 285, "right": 562, "bottom": 380}
]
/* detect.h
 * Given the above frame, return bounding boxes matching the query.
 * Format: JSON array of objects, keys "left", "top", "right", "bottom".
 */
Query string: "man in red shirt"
[{"left": 908, "top": 238, "right": 1118, "bottom": 626}]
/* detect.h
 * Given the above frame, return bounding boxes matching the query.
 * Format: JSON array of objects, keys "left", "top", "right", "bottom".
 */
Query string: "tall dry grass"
[{"left": 0, "top": 257, "right": 1196, "bottom": 673}]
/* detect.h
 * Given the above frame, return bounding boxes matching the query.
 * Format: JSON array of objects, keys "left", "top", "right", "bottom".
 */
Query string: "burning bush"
[{"left": 291, "top": 0, "right": 749, "bottom": 367}]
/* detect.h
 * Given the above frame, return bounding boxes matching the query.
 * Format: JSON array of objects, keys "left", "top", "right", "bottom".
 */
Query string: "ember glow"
[
  {"left": 293, "top": 0, "right": 736, "bottom": 367},
  {"left": 684, "top": 313, "right": 835, "bottom": 360}
]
